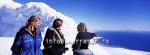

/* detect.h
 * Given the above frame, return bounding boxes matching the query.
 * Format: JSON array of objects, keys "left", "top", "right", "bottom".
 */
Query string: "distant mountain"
[{"left": 0, "top": 0, "right": 77, "bottom": 42}]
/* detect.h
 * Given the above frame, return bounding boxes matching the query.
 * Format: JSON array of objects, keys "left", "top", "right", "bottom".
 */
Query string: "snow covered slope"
[
  {"left": 0, "top": 0, "right": 77, "bottom": 41},
  {"left": 1, "top": 37, "right": 150, "bottom": 55}
]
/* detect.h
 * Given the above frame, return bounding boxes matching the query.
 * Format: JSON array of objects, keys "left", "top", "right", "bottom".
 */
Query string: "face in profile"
[
  {"left": 34, "top": 19, "right": 41, "bottom": 29},
  {"left": 56, "top": 21, "right": 63, "bottom": 29}
]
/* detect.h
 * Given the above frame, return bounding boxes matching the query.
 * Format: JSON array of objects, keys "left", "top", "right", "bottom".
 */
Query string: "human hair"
[
  {"left": 25, "top": 15, "right": 40, "bottom": 30},
  {"left": 52, "top": 18, "right": 63, "bottom": 28},
  {"left": 25, "top": 15, "right": 40, "bottom": 27},
  {"left": 77, "top": 22, "right": 87, "bottom": 32}
]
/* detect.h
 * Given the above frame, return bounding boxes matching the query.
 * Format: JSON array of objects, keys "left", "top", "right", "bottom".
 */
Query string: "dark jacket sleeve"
[
  {"left": 11, "top": 32, "right": 22, "bottom": 54},
  {"left": 90, "top": 33, "right": 97, "bottom": 38},
  {"left": 43, "top": 29, "right": 54, "bottom": 49},
  {"left": 72, "top": 33, "right": 81, "bottom": 51}
]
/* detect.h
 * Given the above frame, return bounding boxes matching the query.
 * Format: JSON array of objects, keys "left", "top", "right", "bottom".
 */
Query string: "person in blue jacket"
[{"left": 11, "top": 15, "right": 43, "bottom": 55}]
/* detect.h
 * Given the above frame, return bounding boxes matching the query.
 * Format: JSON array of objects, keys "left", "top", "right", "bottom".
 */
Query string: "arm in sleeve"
[
  {"left": 43, "top": 29, "right": 54, "bottom": 49},
  {"left": 11, "top": 32, "right": 22, "bottom": 54},
  {"left": 72, "top": 33, "right": 81, "bottom": 51},
  {"left": 90, "top": 33, "right": 97, "bottom": 38}
]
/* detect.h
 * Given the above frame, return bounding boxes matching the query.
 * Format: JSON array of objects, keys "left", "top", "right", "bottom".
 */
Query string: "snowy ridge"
[
  {"left": 0, "top": 0, "right": 77, "bottom": 40},
  {"left": 1, "top": 37, "right": 150, "bottom": 55}
]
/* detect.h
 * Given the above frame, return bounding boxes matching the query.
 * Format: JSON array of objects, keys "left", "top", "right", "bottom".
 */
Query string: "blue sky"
[{"left": 15, "top": 0, "right": 150, "bottom": 31}]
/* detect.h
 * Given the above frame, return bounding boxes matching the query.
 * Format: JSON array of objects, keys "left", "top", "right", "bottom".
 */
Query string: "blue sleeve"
[{"left": 11, "top": 32, "right": 22, "bottom": 54}]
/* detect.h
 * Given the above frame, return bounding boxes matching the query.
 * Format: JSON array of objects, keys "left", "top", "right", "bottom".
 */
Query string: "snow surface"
[
  {"left": 1, "top": 37, "right": 150, "bottom": 55},
  {"left": 0, "top": 0, "right": 150, "bottom": 55}
]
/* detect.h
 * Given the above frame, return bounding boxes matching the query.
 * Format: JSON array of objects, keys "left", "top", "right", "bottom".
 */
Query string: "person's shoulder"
[
  {"left": 18, "top": 27, "right": 25, "bottom": 32},
  {"left": 17, "top": 27, "right": 27, "bottom": 36},
  {"left": 17, "top": 31, "right": 31, "bottom": 40},
  {"left": 18, "top": 27, "right": 33, "bottom": 38},
  {"left": 46, "top": 27, "right": 55, "bottom": 33}
]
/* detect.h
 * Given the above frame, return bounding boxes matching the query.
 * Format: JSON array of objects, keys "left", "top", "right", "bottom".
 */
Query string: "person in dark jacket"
[
  {"left": 11, "top": 15, "right": 43, "bottom": 55},
  {"left": 72, "top": 22, "right": 97, "bottom": 55},
  {"left": 43, "top": 18, "right": 68, "bottom": 55}
]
